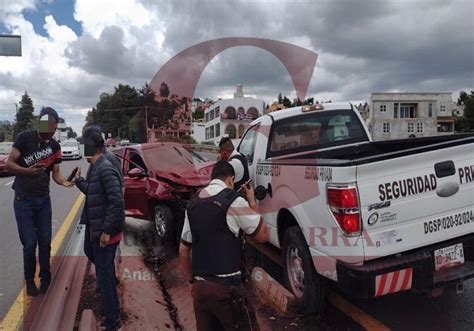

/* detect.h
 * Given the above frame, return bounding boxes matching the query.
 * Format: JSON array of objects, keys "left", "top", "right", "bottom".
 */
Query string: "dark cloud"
[
  {"left": 65, "top": 26, "right": 127, "bottom": 76},
  {"left": 143, "top": 0, "right": 473, "bottom": 102}
]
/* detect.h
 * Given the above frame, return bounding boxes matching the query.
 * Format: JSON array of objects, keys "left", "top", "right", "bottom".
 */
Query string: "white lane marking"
[{"left": 4, "top": 180, "right": 14, "bottom": 186}]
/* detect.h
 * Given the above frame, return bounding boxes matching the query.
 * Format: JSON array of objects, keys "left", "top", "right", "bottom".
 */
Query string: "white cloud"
[{"left": 0, "top": 0, "right": 472, "bottom": 138}]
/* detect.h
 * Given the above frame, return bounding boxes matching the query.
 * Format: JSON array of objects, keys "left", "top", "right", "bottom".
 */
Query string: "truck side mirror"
[
  {"left": 128, "top": 167, "right": 147, "bottom": 178},
  {"left": 255, "top": 184, "right": 272, "bottom": 201}
]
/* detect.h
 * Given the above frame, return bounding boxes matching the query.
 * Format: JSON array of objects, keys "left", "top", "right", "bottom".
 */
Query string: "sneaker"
[
  {"left": 26, "top": 280, "right": 39, "bottom": 297},
  {"left": 39, "top": 279, "right": 50, "bottom": 294}
]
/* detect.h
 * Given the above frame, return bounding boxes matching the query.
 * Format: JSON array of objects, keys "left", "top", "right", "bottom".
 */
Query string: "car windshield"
[
  {"left": 61, "top": 141, "right": 78, "bottom": 147},
  {"left": 144, "top": 145, "right": 205, "bottom": 171},
  {"left": 0, "top": 144, "right": 12, "bottom": 155}
]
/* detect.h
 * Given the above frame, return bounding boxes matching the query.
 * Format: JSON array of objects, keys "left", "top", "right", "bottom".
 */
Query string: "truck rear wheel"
[
  {"left": 282, "top": 226, "right": 327, "bottom": 315},
  {"left": 153, "top": 205, "right": 174, "bottom": 245}
]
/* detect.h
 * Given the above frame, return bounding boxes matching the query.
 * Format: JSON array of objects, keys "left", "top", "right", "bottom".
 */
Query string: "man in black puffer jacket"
[{"left": 74, "top": 131, "right": 124, "bottom": 331}]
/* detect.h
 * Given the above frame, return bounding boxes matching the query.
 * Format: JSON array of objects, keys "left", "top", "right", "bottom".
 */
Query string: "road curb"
[{"left": 251, "top": 267, "right": 297, "bottom": 316}]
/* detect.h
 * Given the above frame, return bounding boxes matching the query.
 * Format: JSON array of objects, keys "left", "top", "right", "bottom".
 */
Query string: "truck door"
[
  {"left": 237, "top": 124, "right": 259, "bottom": 184},
  {"left": 123, "top": 149, "right": 149, "bottom": 218}
]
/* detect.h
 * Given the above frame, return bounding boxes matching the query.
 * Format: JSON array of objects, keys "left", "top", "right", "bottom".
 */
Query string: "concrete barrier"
[
  {"left": 251, "top": 267, "right": 297, "bottom": 316},
  {"left": 30, "top": 224, "right": 88, "bottom": 331},
  {"left": 78, "top": 310, "right": 98, "bottom": 331}
]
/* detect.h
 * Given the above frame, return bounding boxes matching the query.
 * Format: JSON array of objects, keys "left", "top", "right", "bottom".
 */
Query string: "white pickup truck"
[{"left": 237, "top": 102, "right": 474, "bottom": 314}]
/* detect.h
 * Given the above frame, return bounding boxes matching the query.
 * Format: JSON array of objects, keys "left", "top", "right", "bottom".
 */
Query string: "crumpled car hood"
[{"left": 155, "top": 161, "right": 215, "bottom": 187}]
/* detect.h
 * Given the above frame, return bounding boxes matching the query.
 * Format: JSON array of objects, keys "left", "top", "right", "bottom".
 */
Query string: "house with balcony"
[
  {"left": 203, "top": 84, "right": 265, "bottom": 145},
  {"left": 369, "top": 92, "right": 455, "bottom": 141}
]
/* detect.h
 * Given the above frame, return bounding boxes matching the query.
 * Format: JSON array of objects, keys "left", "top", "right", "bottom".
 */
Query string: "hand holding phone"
[
  {"left": 67, "top": 166, "right": 79, "bottom": 182},
  {"left": 238, "top": 179, "right": 253, "bottom": 192}
]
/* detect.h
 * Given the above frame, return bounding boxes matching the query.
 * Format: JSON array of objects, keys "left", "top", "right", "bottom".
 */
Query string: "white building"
[
  {"left": 369, "top": 92, "right": 455, "bottom": 141},
  {"left": 203, "top": 84, "right": 265, "bottom": 146},
  {"left": 54, "top": 122, "right": 68, "bottom": 142},
  {"left": 191, "top": 120, "right": 206, "bottom": 143}
]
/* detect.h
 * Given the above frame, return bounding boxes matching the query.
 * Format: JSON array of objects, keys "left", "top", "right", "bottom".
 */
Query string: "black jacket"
[
  {"left": 79, "top": 151, "right": 123, "bottom": 225},
  {"left": 76, "top": 155, "right": 125, "bottom": 241}
]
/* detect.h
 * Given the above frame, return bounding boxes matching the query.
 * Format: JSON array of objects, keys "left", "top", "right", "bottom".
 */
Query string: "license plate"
[{"left": 434, "top": 243, "right": 464, "bottom": 271}]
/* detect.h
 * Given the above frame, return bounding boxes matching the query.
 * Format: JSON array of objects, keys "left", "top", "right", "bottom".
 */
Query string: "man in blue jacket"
[{"left": 74, "top": 130, "right": 124, "bottom": 331}]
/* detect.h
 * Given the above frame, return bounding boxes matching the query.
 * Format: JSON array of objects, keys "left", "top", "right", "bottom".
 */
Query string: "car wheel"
[
  {"left": 282, "top": 226, "right": 327, "bottom": 315},
  {"left": 153, "top": 205, "right": 174, "bottom": 244}
]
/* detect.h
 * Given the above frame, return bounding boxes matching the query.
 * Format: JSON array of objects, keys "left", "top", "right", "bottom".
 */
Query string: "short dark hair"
[
  {"left": 82, "top": 125, "right": 102, "bottom": 137},
  {"left": 211, "top": 160, "right": 235, "bottom": 181},
  {"left": 218, "top": 137, "right": 234, "bottom": 151},
  {"left": 39, "top": 107, "right": 59, "bottom": 123},
  {"left": 83, "top": 129, "right": 104, "bottom": 150}
]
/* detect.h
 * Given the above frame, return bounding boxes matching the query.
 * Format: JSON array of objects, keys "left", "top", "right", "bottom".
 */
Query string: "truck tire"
[
  {"left": 153, "top": 205, "right": 174, "bottom": 245},
  {"left": 282, "top": 226, "right": 327, "bottom": 315}
]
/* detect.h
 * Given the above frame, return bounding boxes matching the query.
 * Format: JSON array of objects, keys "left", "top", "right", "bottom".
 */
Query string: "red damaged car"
[{"left": 113, "top": 142, "right": 214, "bottom": 244}]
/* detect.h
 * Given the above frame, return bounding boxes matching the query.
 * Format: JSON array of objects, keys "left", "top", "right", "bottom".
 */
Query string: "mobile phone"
[
  {"left": 67, "top": 167, "right": 79, "bottom": 182},
  {"left": 238, "top": 179, "right": 253, "bottom": 192}
]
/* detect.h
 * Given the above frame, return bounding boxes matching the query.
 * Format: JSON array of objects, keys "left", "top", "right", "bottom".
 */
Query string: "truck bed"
[{"left": 283, "top": 134, "right": 474, "bottom": 166}]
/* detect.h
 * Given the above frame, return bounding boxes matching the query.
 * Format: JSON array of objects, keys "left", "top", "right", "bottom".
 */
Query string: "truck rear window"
[{"left": 268, "top": 110, "right": 369, "bottom": 157}]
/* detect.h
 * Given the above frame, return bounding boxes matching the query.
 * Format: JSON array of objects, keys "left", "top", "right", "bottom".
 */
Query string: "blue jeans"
[
  {"left": 13, "top": 193, "right": 52, "bottom": 282},
  {"left": 93, "top": 241, "right": 119, "bottom": 330}
]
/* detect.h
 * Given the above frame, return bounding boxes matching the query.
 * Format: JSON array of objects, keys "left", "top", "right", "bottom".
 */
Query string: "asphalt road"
[{"left": 0, "top": 158, "right": 87, "bottom": 320}]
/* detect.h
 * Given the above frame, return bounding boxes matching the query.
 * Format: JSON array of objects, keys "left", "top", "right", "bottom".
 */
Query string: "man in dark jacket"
[
  {"left": 80, "top": 126, "right": 123, "bottom": 267},
  {"left": 74, "top": 131, "right": 124, "bottom": 331}
]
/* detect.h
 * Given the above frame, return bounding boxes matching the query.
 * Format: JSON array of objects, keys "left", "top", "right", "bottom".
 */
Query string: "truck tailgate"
[{"left": 357, "top": 142, "right": 474, "bottom": 261}]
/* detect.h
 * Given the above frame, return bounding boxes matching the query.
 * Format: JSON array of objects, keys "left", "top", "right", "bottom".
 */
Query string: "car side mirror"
[
  {"left": 255, "top": 184, "right": 272, "bottom": 201},
  {"left": 128, "top": 167, "right": 146, "bottom": 178}
]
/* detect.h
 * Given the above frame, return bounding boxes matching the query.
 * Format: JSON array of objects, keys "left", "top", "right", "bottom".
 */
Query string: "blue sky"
[{"left": 22, "top": 1, "right": 82, "bottom": 37}]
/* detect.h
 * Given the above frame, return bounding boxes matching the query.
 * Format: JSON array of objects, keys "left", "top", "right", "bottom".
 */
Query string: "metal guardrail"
[
  {"left": 187, "top": 144, "right": 219, "bottom": 154},
  {"left": 31, "top": 224, "right": 87, "bottom": 331}
]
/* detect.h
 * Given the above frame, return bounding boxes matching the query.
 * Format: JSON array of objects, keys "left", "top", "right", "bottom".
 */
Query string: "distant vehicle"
[
  {"left": 120, "top": 139, "right": 130, "bottom": 146},
  {"left": 106, "top": 138, "right": 116, "bottom": 148},
  {"left": 0, "top": 142, "right": 13, "bottom": 176},
  {"left": 113, "top": 142, "right": 215, "bottom": 244},
  {"left": 60, "top": 139, "right": 82, "bottom": 160}
]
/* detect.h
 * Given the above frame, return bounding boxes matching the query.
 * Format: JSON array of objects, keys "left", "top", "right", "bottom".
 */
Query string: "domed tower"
[{"left": 234, "top": 83, "right": 244, "bottom": 98}]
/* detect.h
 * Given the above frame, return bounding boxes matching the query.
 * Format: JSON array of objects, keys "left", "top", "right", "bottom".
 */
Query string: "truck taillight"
[{"left": 327, "top": 186, "right": 361, "bottom": 236}]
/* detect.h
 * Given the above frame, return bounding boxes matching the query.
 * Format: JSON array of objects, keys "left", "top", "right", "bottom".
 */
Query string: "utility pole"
[{"left": 145, "top": 106, "right": 149, "bottom": 142}]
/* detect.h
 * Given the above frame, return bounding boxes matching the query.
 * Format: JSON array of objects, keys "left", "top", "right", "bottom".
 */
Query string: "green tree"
[
  {"left": 86, "top": 84, "right": 142, "bottom": 138},
  {"left": 455, "top": 90, "right": 474, "bottom": 132},
  {"left": 66, "top": 127, "right": 77, "bottom": 139},
  {"left": 282, "top": 96, "right": 292, "bottom": 108},
  {"left": 457, "top": 91, "right": 469, "bottom": 105},
  {"left": 193, "top": 107, "right": 204, "bottom": 120},
  {"left": 128, "top": 112, "right": 146, "bottom": 143},
  {"left": 159, "top": 82, "right": 170, "bottom": 98},
  {"left": 13, "top": 92, "right": 35, "bottom": 139},
  {"left": 292, "top": 98, "right": 303, "bottom": 107},
  {"left": 0, "top": 121, "right": 13, "bottom": 142},
  {"left": 463, "top": 94, "right": 474, "bottom": 131}
]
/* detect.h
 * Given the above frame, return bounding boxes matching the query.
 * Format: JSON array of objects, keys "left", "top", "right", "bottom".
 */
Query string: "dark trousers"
[
  {"left": 13, "top": 193, "right": 52, "bottom": 282},
  {"left": 92, "top": 240, "right": 119, "bottom": 330},
  {"left": 192, "top": 280, "right": 258, "bottom": 331}
]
